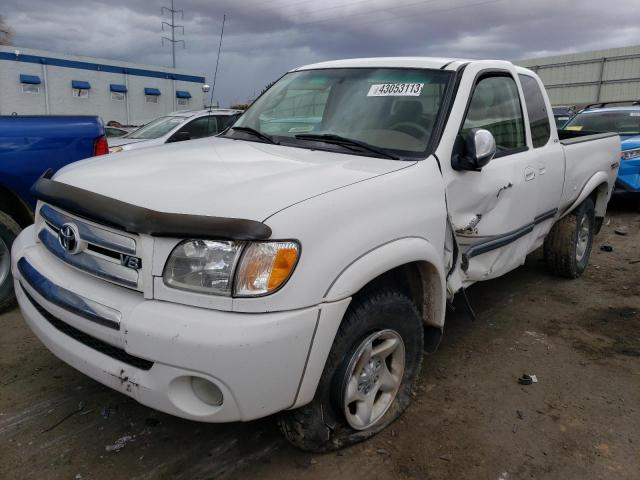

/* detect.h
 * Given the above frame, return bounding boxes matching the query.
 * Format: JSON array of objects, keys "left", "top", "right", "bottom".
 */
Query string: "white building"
[{"left": 0, "top": 46, "right": 207, "bottom": 125}]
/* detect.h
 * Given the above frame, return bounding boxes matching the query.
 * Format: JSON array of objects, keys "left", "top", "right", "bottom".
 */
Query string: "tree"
[{"left": 0, "top": 16, "right": 13, "bottom": 46}]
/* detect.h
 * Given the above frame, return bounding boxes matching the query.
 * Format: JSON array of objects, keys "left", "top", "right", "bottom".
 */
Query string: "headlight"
[
  {"left": 109, "top": 146, "right": 123, "bottom": 153},
  {"left": 163, "top": 240, "right": 242, "bottom": 295},
  {"left": 621, "top": 148, "right": 640, "bottom": 160},
  {"left": 163, "top": 240, "right": 299, "bottom": 297}
]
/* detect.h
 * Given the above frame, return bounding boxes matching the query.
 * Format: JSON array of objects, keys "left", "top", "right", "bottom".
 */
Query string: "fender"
[
  {"left": 560, "top": 171, "right": 610, "bottom": 219},
  {"left": 291, "top": 237, "right": 447, "bottom": 408},
  {"left": 323, "top": 236, "right": 446, "bottom": 328}
]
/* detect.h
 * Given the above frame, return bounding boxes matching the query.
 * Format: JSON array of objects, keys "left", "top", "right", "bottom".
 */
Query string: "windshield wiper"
[
  {"left": 294, "top": 133, "right": 400, "bottom": 160},
  {"left": 229, "top": 126, "right": 278, "bottom": 144}
]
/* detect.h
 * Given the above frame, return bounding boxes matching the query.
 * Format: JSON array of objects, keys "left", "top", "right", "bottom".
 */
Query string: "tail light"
[{"left": 94, "top": 135, "right": 109, "bottom": 156}]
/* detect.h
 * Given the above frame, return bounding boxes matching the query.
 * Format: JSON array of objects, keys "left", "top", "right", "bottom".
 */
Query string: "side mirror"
[
  {"left": 168, "top": 131, "right": 191, "bottom": 143},
  {"left": 452, "top": 128, "right": 496, "bottom": 171}
]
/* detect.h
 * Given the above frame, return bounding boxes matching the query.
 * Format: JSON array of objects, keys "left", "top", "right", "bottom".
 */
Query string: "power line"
[
  {"left": 161, "top": 0, "right": 185, "bottom": 68},
  {"left": 218, "top": 0, "right": 510, "bottom": 103},
  {"left": 218, "top": 0, "right": 373, "bottom": 18},
  {"left": 223, "top": 0, "right": 509, "bottom": 52}
]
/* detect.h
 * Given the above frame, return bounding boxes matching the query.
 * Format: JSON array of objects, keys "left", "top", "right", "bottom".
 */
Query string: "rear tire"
[
  {"left": 543, "top": 198, "right": 595, "bottom": 279},
  {"left": 278, "top": 289, "right": 424, "bottom": 452},
  {"left": 0, "top": 212, "right": 21, "bottom": 312}
]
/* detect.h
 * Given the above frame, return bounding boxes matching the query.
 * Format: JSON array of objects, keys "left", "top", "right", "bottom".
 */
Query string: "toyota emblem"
[{"left": 58, "top": 223, "right": 81, "bottom": 254}]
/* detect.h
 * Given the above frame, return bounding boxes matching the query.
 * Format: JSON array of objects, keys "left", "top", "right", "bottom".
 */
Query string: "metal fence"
[{"left": 516, "top": 46, "right": 640, "bottom": 106}]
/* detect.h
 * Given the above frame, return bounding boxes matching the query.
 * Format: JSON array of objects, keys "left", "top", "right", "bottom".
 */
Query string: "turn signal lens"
[{"left": 234, "top": 241, "right": 299, "bottom": 296}]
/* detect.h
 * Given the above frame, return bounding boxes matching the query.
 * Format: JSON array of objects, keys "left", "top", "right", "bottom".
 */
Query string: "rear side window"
[
  {"left": 462, "top": 75, "right": 526, "bottom": 155},
  {"left": 519, "top": 74, "right": 551, "bottom": 148}
]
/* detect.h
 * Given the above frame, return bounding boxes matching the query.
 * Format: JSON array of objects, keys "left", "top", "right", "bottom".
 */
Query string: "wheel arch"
[
  {"left": 0, "top": 184, "right": 33, "bottom": 228},
  {"left": 323, "top": 236, "right": 447, "bottom": 331},
  {"left": 561, "top": 172, "right": 610, "bottom": 220},
  {"left": 591, "top": 180, "right": 610, "bottom": 219}
]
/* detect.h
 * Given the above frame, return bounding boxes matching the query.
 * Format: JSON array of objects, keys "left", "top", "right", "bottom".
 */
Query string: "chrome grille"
[{"left": 38, "top": 204, "right": 142, "bottom": 291}]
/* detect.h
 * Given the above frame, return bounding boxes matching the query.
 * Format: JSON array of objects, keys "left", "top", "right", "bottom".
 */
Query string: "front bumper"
[
  {"left": 12, "top": 226, "right": 345, "bottom": 422},
  {"left": 615, "top": 157, "right": 640, "bottom": 193}
]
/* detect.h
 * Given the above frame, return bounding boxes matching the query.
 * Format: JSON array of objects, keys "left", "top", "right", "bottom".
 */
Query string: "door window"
[
  {"left": 462, "top": 74, "right": 526, "bottom": 156},
  {"left": 179, "top": 116, "right": 220, "bottom": 140},
  {"left": 519, "top": 75, "right": 551, "bottom": 148},
  {"left": 217, "top": 114, "right": 239, "bottom": 131}
]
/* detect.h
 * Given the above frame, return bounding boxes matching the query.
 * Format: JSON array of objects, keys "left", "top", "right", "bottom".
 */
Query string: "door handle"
[{"left": 524, "top": 166, "right": 536, "bottom": 182}]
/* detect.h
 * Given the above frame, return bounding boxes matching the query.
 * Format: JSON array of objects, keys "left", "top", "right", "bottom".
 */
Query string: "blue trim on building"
[
  {"left": 71, "top": 80, "right": 91, "bottom": 89},
  {"left": 110, "top": 84, "right": 127, "bottom": 93},
  {"left": 2, "top": 52, "right": 205, "bottom": 84},
  {"left": 144, "top": 87, "right": 161, "bottom": 96},
  {"left": 175, "top": 90, "right": 192, "bottom": 98},
  {"left": 20, "top": 74, "right": 41, "bottom": 84}
]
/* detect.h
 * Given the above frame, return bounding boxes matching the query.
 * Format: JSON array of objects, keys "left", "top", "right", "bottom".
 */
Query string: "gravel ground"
[{"left": 1, "top": 198, "right": 638, "bottom": 480}]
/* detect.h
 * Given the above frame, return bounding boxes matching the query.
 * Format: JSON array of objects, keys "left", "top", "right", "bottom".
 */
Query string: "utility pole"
[{"left": 161, "top": 0, "right": 185, "bottom": 68}]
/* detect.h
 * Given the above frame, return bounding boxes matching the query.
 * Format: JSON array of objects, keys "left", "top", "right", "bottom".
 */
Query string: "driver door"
[{"left": 444, "top": 68, "right": 540, "bottom": 282}]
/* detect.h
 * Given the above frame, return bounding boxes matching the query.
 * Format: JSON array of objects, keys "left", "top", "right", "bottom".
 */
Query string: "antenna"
[
  {"left": 210, "top": 14, "right": 226, "bottom": 109},
  {"left": 161, "top": 0, "right": 185, "bottom": 68}
]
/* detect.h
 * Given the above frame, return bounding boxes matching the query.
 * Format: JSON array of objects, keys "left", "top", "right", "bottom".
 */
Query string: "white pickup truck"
[{"left": 11, "top": 57, "right": 620, "bottom": 452}]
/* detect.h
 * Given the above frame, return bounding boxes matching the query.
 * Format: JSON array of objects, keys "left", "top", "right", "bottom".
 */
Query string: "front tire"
[
  {"left": 543, "top": 198, "right": 595, "bottom": 279},
  {"left": 0, "top": 212, "right": 21, "bottom": 312},
  {"left": 278, "top": 289, "right": 424, "bottom": 452}
]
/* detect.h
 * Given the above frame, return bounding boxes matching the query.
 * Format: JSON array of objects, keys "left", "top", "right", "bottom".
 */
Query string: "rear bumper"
[{"left": 12, "top": 226, "right": 349, "bottom": 422}]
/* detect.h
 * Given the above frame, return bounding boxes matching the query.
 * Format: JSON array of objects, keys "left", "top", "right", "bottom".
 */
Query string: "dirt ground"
[{"left": 1, "top": 198, "right": 638, "bottom": 480}]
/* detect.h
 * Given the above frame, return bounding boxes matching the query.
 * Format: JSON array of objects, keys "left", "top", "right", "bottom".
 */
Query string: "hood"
[
  {"left": 54, "top": 137, "right": 413, "bottom": 222},
  {"left": 621, "top": 134, "right": 640, "bottom": 151}
]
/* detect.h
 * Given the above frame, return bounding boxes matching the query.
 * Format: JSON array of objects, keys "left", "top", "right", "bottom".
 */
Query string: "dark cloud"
[{"left": 3, "top": 0, "right": 639, "bottom": 106}]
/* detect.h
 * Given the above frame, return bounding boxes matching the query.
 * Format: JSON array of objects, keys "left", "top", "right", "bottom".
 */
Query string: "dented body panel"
[{"left": 438, "top": 62, "right": 620, "bottom": 287}]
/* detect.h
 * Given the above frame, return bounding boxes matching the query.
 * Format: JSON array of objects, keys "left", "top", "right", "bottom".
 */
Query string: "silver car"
[{"left": 108, "top": 109, "right": 243, "bottom": 153}]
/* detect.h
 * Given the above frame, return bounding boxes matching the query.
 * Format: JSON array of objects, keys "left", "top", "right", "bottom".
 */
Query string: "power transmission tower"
[{"left": 161, "top": 0, "right": 185, "bottom": 68}]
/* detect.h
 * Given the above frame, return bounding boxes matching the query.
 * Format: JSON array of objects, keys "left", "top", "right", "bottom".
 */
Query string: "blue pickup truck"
[
  {"left": 0, "top": 115, "right": 107, "bottom": 310},
  {"left": 563, "top": 105, "right": 640, "bottom": 198}
]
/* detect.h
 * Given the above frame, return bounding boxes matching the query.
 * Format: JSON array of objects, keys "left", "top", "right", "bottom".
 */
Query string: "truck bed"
[
  {"left": 559, "top": 130, "right": 620, "bottom": 215},
  {"left": 0, "top": 115, "right": 105, "bottom": 210}
]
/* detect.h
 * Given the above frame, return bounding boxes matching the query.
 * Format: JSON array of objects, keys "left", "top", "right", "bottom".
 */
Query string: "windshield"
[
  {"left": 554, "top": 115, "right": 571, "bottom": 128},
  {"left": 126, "top": 116, "right": 184, "bottom": 139},
  {"left": 228, "top": 68, "right": 452, "bottom": 157},
  {"left": 564, "top": 110, "right": 640, "bottom": 136}
]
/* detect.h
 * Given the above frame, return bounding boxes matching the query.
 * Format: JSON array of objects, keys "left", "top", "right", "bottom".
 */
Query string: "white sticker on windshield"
[
  {"left": 630, "top": 112, "right": 640, "bottom": 116},
  {"left": 367, "top": 83, "right": 424, "bottom": 97},
  {"left": 288, "top": 126, "right": 314, "bottom": 133}
]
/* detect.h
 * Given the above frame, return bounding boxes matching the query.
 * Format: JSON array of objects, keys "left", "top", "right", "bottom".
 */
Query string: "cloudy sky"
[{"left": 3, "top": 0, "right": 639, "bottom": 106}]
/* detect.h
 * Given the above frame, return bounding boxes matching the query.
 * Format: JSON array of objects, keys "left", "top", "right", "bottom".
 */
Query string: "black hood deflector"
[{"left": 31, "top": 172, "right": 272, "bottom": 240}]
